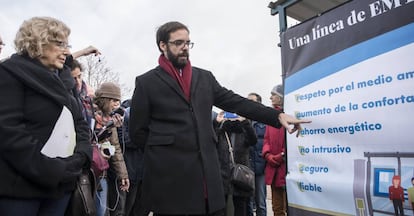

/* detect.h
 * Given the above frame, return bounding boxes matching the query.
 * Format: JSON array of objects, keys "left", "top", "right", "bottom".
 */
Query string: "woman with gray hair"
[{"left": 0, "top": 16, "right": 93, "bottom": 215}]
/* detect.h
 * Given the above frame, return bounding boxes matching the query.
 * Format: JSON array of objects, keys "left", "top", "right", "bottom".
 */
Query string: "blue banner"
[{"left": 282, "top": 1, "right": 414, "bottom": 215}]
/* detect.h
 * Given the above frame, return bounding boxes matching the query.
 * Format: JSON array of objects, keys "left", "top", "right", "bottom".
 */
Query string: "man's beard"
[{"left": 166, "top": 48, "right": 189, "bottom": 69}]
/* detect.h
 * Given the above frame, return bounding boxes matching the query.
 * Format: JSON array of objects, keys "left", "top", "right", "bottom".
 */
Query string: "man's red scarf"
[{"left": 158, "top": 54, "right": 192, "bottom": 101}]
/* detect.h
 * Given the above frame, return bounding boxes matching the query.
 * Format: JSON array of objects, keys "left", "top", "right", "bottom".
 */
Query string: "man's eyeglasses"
[
  {"left": 51, "top": 40, "right": 72, "bottom": 50},
  {"left": 168, "top": 40, "right": 194, "bottom": 49},
  {"left": 0, "top": 42, "right": 5, "bottom": 47}
]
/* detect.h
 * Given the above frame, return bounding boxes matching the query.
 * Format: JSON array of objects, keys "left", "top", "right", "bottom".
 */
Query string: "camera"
[
  {"left": 103, "top": 148, "right": 111, "bottom": 156},
  {"left": 224, "top": 112, "right": 238, "bottom": 119},
  {"left": 101, "top": 141, "right": 115, "bottom": 156},
  {"left": 95, "top": 128, "right": 112, "bottom": 142},
  {"left": 110, "top": 107, "right": 125, "bottom": 117}
]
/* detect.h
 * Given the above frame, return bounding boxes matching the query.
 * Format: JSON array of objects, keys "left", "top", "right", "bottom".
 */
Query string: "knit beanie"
[
  {"left": 95, "top": 82, "right": 121, "bottom": 101},
  {"left": 271, "top": 84, "right": 283, "bottom": 98}
]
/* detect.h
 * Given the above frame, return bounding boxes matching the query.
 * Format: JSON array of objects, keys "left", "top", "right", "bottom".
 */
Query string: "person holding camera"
[
  {"left": 214, "top": 111, "right": 258, "bottom": 216},
  {"left": 92, "top": 82, "right": 129, "bottom": 216}
]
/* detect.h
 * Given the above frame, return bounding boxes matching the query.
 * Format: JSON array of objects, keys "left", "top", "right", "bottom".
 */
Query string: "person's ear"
[{"left": 160, "top": 41, "right": 167, "bottom": 53}]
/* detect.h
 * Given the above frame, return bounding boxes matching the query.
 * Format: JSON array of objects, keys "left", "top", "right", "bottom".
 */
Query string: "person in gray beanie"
[
  {"left": 263, "top": 84, "right": 287, "bottom": 216},
  {"left": 271, "top": 84, "right": 283, "bottom": 98}
]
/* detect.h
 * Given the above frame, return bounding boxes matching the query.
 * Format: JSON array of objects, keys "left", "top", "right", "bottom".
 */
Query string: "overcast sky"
[{"left": 0, "top": 0, "right": 288, "bottom": 106}]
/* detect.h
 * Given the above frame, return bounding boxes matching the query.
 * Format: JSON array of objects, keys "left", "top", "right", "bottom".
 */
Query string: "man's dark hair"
[
  {"left": 156, "top": 21, "right": 189, "bottom": 53},
  {"left": 248, "top": 92, "right": 262, "bottom": 103},
  {"left": 71, "top": 59, "right": 83, "bottom": 71}
]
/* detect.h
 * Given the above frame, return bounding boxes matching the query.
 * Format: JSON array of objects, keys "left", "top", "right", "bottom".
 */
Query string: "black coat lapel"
[
  {"left": 190, "top": 68, "right": 199, "bottom": 99},
  {"left": 155, "top": 66, "right": 189, "bottom": 103}
]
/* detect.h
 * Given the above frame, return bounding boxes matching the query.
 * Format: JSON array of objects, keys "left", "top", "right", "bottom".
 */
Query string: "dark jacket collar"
[
  {"left": 1, "top": 53, "right": 74, "bottom": 108},
  {"left": 155, "top": 65, "right": 200, "bottom": 104}
]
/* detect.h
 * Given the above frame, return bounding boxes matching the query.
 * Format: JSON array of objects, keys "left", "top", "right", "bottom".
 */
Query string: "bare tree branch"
[
  {"left": 78, "top": 55, "right": 120, "bottom": 91},
  {"left": 77, "top": 55, "right": 132, "bottom": 100}
]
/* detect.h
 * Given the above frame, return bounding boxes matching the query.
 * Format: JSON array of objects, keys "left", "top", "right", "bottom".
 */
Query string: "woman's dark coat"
[{"left": 0, "top": 54, "right": 91, "bottom": 199}]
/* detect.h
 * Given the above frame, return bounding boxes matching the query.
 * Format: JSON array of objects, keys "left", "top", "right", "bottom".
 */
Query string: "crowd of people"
[{"left": 0, "top": 16, "right": 312, "bottom": 216}]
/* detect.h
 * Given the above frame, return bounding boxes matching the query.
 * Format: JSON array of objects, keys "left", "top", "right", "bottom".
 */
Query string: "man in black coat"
[{"left": 129, "top": 21, "right": 310, "bottom": 216}]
